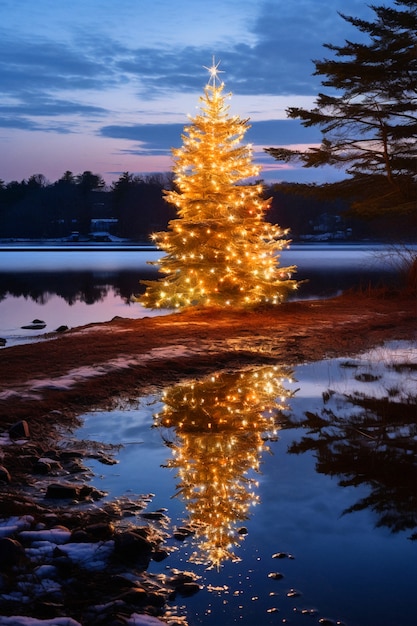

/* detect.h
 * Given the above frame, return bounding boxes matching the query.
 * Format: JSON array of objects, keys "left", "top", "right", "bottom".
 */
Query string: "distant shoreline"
[
  {"left": 0, "top": 240, "right": 411, "bottom": 252},
  {"left": 0, "top": 244, "right": 156, "bottom": 252}
]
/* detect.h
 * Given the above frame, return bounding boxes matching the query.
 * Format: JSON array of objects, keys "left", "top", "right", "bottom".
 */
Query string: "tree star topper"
[{"left": 203, "top": 57, "right": 224, "bottom": 85}]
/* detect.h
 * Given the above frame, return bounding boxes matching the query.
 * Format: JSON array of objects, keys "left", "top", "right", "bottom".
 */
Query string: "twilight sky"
[{"left": 0, "top": 0, "right": 394, "bottom": 186}]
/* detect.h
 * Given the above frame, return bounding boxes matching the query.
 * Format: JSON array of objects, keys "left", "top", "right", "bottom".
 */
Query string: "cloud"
[
  {"left": 110, "top": 0, "right": 379, "bottom": 97},
  {"left": 0, "top": 98, "right": 110, "bottom": 133},
  {"left": 0, "top": 100, "right": 107, "bottom": 119},
  {"left": 100, "top": 123, "right": 184, "bottom": 154},
  {"left": 0, "top": 33, "right": 115, "bottom": 94},
  {"left": 0, "top": 117, "right": 41, "bottom": 131},
  {"left": 100, "top": 119, "right": 321, "bottom": 158},
  {"left": 0, "top": 0, "right": 381, "bottom": 111}
]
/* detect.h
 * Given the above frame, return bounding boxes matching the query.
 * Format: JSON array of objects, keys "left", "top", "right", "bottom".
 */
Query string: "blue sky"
[{"left": 0, "top": 0, "right": 394, "bottom": 186}]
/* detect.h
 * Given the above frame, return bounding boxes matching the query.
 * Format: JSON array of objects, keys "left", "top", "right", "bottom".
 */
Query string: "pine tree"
[
  {"left": 141, "top": 61, "right": 297, "bottom": 309},
  {"left": 266, "top": 0, "right": 417, "bottom": 216}
]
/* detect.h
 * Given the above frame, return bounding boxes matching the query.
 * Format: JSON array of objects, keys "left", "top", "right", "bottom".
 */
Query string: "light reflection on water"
[
  {"left": 153, "top": 366, "right": 296, "bottom": 569},
  {"left": 77, "top": 347, "right": 417, "bottom": 626}
]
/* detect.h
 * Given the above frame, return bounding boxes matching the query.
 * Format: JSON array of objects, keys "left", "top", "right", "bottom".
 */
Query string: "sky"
[{"left": 0, "top": 0, "right": 395, "bottom": 187}]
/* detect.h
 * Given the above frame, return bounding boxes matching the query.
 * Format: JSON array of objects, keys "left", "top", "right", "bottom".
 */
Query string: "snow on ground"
[
  {"left": 0, "top": 345, "right": 197, "bottom": 401},
  {"left": 333, "top": 339, "right": 417, "bottom": 402},
  {"left": 289, "top": 339, "right": 417, "bottom": 432}
]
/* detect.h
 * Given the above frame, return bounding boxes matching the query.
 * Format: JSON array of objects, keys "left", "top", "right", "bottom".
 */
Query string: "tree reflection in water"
[
  {"left": 153, "top": 366, "right": 296, "bottom": 569},
  {"left": 0, "top": 270, "right": 144, "bottom": 305},
  {"left": 286, "top": 361, "right": 417, "bottom": 540}
]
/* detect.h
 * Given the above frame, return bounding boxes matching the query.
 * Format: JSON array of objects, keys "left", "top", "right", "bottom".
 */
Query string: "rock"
[
  {"left": 33, "top": 457, "right": 63, "bottom": 475},
  {"left": 78, "top": 485, "right": 106, "bottom": 501},
  {"left": 272, "top": 551, "right": 295, "bottom": 559},
  {"left": 130, "top": 526, "right": 151, "bottom": 539},
  {"left": 173, "top": 530, "right": 189, "bottom": 541},
  {"left": 0, "top": 338, "right": 6, "bottom": 346},
  {"left": 268, "top": 572, "right": 284, "bottom": 580},
  {"left": 118, "top": 587, "right": 149, "bottom": 605},
  {"left": 33, "top": 459, "right": 51, "bottom": 474},
  {"left": 140, "top": 511, "right": 168, "bottom": 521},
  {"left": 300, "top": 609, "right": 318, "bottom": 616},
  {"left": 175, "top": 581, "right": 201, "bottom": 597},
  {"left": 93, "top": 453, "right": 118, "bottom": 466},
  {"left": 45, "top": 483, "right": 79, "bottom": 499},
  {"left": 145, "top": 591, "right": 166, "bottom": 607},
  {"left": 32, "top": 319, "right": 45, "bottom": 324},
  {"left": 55, "top": 325, "right": 69, "bottom": 332},
  {"left": 168, "top": 570, "right": 199, "bottom": 589},
  {"left": 70, "top": 529, "right": 89, "bottom": 543},
  {"left": 110, "top": 574, "right": 139, "bottom": 590},
  {"left": 9, "top": 419, "right": 30, "bottom": 439},
  {"left": 84, "top": 522, "right": 115, "bottom": 541},
  {"left": 173, "top": 526, "right": 194, "bottom": 541},
  {"left": 114, "top": 531, "right": 152, "bottom": 569},
  {"left": 152, "top": 548, "right": 169, "bottom": 562},
  {"left": 60, "top": 450, "right": 84, "bottom": 459},
  {"left": 21, "top": 323, "right": 47, "bottom": 330},
  {"left": 66, "top": 458, "right": 87, "bottom": 473},
  {"left": 0, "top": 537, "right": 25, "bottom": 570},
  {"left": 32, "top": 601, "right": 66, "bottom": 619},
  {"left": 0, "top": 465, "right": 11, "bottom": 483}
]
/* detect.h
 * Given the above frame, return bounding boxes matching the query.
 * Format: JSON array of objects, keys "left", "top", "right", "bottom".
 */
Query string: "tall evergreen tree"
[
  {"left": 141, "top": 61, "right": 297, "bottom": 309},
  {"left": 266, "top": 0, "right": 417, "bottom": 216}
]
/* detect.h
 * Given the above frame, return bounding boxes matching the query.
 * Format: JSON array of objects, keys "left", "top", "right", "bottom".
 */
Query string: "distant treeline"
[{"left": 0, "top": 170, "right": 413, "bottom": 242}]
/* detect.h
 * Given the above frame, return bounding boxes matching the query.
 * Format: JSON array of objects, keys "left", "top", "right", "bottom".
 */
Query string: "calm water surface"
[
  {"left": 0, "top": 244, "right": 402, "bottom": 347},
  {"left": 76, "top": 348, "right": 417, "bottom": 626}
]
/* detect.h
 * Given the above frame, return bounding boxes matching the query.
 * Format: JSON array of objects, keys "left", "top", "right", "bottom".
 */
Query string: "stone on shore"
[{"left": 8, "top": 420, "right": 30, "bottom": 440}]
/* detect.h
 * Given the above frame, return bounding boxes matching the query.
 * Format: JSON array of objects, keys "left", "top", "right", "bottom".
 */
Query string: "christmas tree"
[
  {"left": 153, "top": 365, "right": 295, "bottom": 568},
  {"left": 141, "top": 60, "right": 298, "bottom": 309}
]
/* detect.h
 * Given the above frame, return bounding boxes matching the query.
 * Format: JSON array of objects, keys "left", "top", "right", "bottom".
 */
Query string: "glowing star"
[{"left": 203, "top": 57, "right": 224, "bottom": 85}]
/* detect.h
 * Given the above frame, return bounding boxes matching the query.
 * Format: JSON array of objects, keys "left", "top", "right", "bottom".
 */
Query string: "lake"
[{"left": 0, "top": 244, "right": 404, "bottom": 347}]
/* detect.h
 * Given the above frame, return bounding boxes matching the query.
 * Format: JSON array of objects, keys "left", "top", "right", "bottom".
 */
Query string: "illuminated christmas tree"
[
  {"left": 153, "top": 365, "right": 295, "bottom": 568},
  {"left": 141, "top": 60, "right": 298, "bottom": 309}
]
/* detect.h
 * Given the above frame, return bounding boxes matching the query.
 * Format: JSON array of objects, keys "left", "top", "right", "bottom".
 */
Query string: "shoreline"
[{"left": 0, "top": 291, "right": 415, "bottom": 429}]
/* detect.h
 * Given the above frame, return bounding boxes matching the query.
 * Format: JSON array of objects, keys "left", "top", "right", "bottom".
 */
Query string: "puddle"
[{"left": 74, "top": 341, "right": 417, "bottom": 626}]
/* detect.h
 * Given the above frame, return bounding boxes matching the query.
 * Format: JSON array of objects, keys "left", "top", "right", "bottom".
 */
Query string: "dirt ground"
[{"left": 0, "top": 291, "right": 415, "bottom": 435}]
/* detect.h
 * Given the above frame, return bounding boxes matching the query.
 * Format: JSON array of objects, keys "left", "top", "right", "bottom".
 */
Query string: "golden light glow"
[
  {"left": 140, "top": 61, "right": 297, "bottom": 309},
  {"left": 153, "top": 365, "right": 296, "bottom": 569}
]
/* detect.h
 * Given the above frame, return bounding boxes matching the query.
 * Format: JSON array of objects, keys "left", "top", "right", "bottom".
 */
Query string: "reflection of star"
[{"left": 203, "top": 57, "right": 224, "bottom": 84}]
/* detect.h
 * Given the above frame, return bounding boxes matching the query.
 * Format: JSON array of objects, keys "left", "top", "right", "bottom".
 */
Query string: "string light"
[
  {"left": 141, "top": 60, "right": 298, "bottom": 309},
  {"left": 153, "top": 365, "right": 296, "bottom": 569}
]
